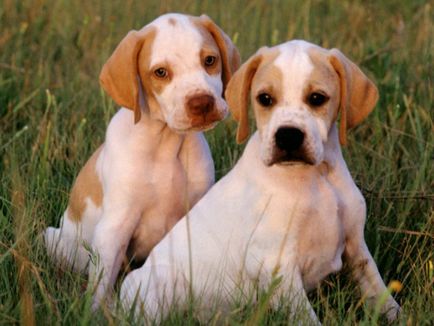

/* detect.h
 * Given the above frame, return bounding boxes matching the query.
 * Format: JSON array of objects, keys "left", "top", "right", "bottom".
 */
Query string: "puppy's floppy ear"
[
  {"left": 197, "top": 15, "right": 241, "bottom": 92},
  {"left": 99, "top": 27, "right": 155, "bottom": 124},
  {"left": 329, "top": 49, "right": 379, "bottom": 145},
  {"left": 225, "top": 52, "right": 263, "bottom": 144}
]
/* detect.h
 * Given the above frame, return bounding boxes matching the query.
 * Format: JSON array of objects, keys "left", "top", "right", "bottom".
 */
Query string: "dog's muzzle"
[
  {"left": 186, "top": 94, "right": 215, "bottom": 116},
  {"left": 184, "top": 93, "right": 223, "bottom": 129},
  {"left": 273, "top": 126, "right": 315, "bottom": 165}
]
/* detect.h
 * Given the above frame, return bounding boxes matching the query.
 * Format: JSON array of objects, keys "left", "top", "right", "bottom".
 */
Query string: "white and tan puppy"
[
  {"left": 120, "top": 40, "right": 401, "bottom": 323},
  {"left": 43, "top": 13, "right": 240, "bottom": 309}
]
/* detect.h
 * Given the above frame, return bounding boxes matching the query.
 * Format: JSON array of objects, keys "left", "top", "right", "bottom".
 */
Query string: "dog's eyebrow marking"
[
  {"left": 137, "top": 28, "right": 169, "bottom": 99},
  {"left": 304, "top": 48, "right": 340, "bottom": 120},
  {"left": 190, "top": 19, "right": 221, "bottom": 55},
  {"left": 168, "top": 18, "right": 177, "bottom": 26},
  {"left": 252, "top": 50, "right": 283, "bottom": 99},
  {"left": 307, "top": 49, "right": 336, "bottom": 81}
]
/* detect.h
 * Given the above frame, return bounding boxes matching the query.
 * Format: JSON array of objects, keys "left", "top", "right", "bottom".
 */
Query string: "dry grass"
[{"left": 0, "top": 0, "right": 433, "bottom": 324}]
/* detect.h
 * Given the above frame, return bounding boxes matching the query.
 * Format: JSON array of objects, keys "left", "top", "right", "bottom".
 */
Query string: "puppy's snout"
[
  {"left": 186, "top": 94, "right": 215, "bottom": 115},
  {"left": 275, "top": 127, "right": 305, "bottom": 152}
]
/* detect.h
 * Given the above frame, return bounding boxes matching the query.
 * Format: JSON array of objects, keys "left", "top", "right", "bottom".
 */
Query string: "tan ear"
[
  {"left": 225, "top": 53, "right": 263, "bottom": 144},
  {"left": 329, "top": 49, "right": 379, "bottom": 145},
  {"left": 197, "top": 15, "right": 241, "bottom": 92},
  {"left": 99, "top": 27, "right": 154, "bottom": 123}
]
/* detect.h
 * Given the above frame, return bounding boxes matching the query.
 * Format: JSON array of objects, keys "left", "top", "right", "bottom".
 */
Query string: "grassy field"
[{"left": 1, "top": 0, "right": 433, "bottom": 324}]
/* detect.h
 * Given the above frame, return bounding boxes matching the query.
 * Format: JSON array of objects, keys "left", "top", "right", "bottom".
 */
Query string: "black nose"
[{"left": 275, "top": 127, "right": 305, "bottom": 152}]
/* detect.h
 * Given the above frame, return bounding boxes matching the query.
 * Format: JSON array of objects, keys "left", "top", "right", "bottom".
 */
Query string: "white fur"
[
  {"left": 120, "top": 40, "right": 401, "bottom": 323},
  {"left": 260, "top": 42, "right": 325, "bottom": 166},
  {"left": 43, "top": 13, "right": 234, "bottom": 310},
  {"left": 149, "top": 15, "right": 227, "bottom": 131}
]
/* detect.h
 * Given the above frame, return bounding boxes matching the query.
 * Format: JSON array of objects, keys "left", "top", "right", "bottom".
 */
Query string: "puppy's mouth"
[
  {"left": 171, "top": 116, "right": 222, "bottom": 133},
  {"left": 268, "top": 127, "right": 316, "bottom": 166},
  {"left": 180, "top": 120, "right": 219, "bottom": 133},
  {"left": 272, "top": 152, "right": 315, "bottom": 166}
]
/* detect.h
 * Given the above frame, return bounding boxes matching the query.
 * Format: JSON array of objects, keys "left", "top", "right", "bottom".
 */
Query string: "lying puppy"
[
  {"left": 120, "top": 40, "right": 401, "bottom": 323},
  {"left": 44, "top": 13, "right": 240, "bottom": 309}
]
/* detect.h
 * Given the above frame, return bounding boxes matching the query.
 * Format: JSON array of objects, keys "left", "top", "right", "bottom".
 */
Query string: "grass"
[{"left": 0, "top": 0, "right": 433, "bottom": 324}]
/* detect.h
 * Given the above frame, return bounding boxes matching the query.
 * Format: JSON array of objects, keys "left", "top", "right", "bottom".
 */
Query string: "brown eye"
[
  {"left": 308, "top": 92, "right": 328, "bottom": 107},
  {"left": 204, "top": 56, "right": 216, "bottom": 67},
  {"left": 257, "top": 93, "right": 274, "bottom": 107},
  {"left": 154, "top": 67, "right": 167, "bottom": 78}
]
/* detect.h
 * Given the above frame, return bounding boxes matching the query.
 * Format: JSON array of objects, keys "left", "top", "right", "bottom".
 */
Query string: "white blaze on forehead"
[
  {"left": 260, "top": 41, "right": 328, "bottom": 165},
  {"left": 273, "top": 41, "right": 314, "bottom": 105},
  {"left": 149, "top": 14, "right": 205, "bottom": 71},
  {"left": 143, "top": 14, "right": 226, "bottom": 131},
  {"left": 273, "top": 41, "right": 331, "bottom": 143}
]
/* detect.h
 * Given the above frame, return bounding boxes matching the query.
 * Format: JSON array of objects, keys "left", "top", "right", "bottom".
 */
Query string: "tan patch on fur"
[
  {"left": 134, "top": 29, "right": 167, "bottom": 116},
  {"left": 100, "top": 27, "right": 157, "bottom": 123},
  {"left": 306, "top": 48, "right": 341, "bottom": 124},
  {"left": 191, "top": 18, "right": 223, "bottom": 77},
  {"left": 67, "top": 146, "right": 103, "bottom": 222},
  {"left": 199, "top": 47, "right": 222, "bottom": 77},
  {"left": 190, "top": 15, "right": 240, "bottom": 91},
  {"left": 251, "top": 50, "right": 284, "bottom": 133},
  {"left": 318, "top": 161, "right": 330, "bottom": 176},
  {"left": 168, "top": 17, "right": 177, "bottom": 26},
  {"left": 225, "top": 47, "right": 280, "bottom": 143},
  {"left": 328, "top": 48, "right": 379, "bottom": 145},
  {"left": 143, "top": 61, "right": 172, "bottom": 96}
]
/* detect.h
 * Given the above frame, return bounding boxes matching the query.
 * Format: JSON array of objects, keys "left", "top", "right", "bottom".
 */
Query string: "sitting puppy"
[
  {"left": 120, "top": 40, "right": 401, "bottom": 323},
  {"left": 44, "top": 13, "right": 240, "bottom": 309}
]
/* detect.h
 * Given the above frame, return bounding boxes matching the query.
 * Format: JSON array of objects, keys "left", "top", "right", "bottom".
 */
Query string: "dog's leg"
[
  {"left": 44, "top": 213, "right": 91, "bottom": 273},
  {"left": 88, "top": 205, "right": 141, "bottom": 311},
  {"left": 331, "top": 150, "right": 401, "bottom": 321},
  {"left": 121, "top": 264, "right": 182, "bottom": 322},
  {"left": 345, "top": 222, "right": 401, "bottom": 321},
  {"left": 266, "top": 269, "right": 320, "bottom": 325}
]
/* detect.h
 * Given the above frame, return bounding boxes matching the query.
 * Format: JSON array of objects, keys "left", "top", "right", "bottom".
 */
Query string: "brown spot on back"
[{"left": 67, "top": 145, "right": 103, "bottom": 222}]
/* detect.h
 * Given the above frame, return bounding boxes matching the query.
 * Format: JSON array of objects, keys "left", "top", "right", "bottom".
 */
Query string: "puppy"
[
  {"left": 43, "top": 13, "right": 240, "bottom": 309},
  {"left": 120, "top": 40, "right": 401, "bottom": 323}
]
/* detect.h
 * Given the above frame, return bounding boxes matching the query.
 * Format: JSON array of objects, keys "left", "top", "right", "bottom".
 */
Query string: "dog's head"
[
  {"left": 226, "top": 40, "right": 378, "bottom": 166},
  {"left": 100, "top": 13, "right": 240, "bottom": 131}
]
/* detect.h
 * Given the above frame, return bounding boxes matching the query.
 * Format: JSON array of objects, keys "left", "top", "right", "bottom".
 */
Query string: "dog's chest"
[
  {"left": 295, "top": 179, "right": 345, "bottom": 290},
  {"left": 128, "top": 159, "right": 193, "bottom": 261}
]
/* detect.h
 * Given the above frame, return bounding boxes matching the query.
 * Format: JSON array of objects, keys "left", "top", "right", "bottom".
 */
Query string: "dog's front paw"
[{"left": 381, "top": 297, "right": 401, "bottom": 323}]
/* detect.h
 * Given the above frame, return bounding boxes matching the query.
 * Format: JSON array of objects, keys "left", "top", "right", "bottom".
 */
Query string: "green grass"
[{"left": 1, "top": 0, "right": 433, "bottom": 324}]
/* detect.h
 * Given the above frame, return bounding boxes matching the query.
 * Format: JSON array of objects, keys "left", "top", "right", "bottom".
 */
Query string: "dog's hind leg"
[{"left": 43, "top": 212, "right": 92, "bottom": 273}]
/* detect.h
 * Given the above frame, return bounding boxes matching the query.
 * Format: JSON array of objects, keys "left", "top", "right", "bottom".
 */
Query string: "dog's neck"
[
  {"left": 320, "top": 123, "right": 353, "bottom": 180},
  {"left": 323, "top": 124, "right": 342, "bottom": 167},
  {"left": 135, "top": 112, "right": 187, "bottom": 158}
]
